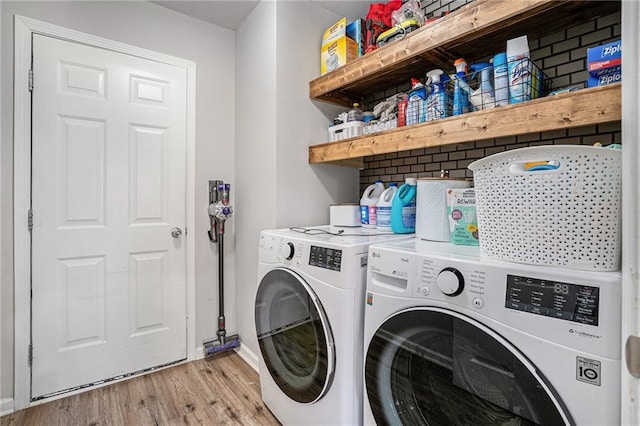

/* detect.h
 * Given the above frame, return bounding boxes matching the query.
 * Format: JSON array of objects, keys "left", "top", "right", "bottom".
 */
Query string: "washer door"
[
  {"left": 255, "top": 267, "right": 335, "bottom": 404},
  {"left": 365, "top": 307, "right": 573, "bottom": 425}
]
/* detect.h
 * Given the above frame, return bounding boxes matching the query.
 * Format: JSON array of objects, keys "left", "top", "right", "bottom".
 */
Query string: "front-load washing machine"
[
  {"left": 363, "top": 239, "right": 621, "bottom": 425},
  {"left": 255, "top": 226, "right": 411, "bottom": 425}
]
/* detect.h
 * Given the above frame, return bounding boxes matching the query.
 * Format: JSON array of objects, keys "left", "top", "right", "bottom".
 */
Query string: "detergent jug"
[
  {"left": 360, "top": 180, "right": 385, "bottom": 228},
  {"left": 391, "top": 178, "right": 417, "bottom": 233}
]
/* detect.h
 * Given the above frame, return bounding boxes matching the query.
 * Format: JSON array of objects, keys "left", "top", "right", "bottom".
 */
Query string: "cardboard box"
[
  {"left": 321, "top": 37, "right": 358, "bottom": 75},
  {"left": 346, "top": 18, "right": 365, "bottom": 57},
  {"left": 587, "top": 40, "right": 621, "bottom": 77},
  {"left": 587, "top": 72, "right": 621, "bottom": 88},
  {"left": 321, "top": 17, "right": 358, "bottom": 75}
]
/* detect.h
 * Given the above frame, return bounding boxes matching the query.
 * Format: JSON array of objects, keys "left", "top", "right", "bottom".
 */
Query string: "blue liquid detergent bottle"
[{"left": 391, "top": 177, "right": 417, "bottom": 234}]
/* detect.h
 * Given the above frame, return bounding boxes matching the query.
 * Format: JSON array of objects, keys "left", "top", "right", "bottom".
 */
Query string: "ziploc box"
[
  {"left": 346, "top": 18, "right": 365, "bottom": 57},
  {"left": 321, "top": 17, "right": 358, "bottom": 75},
  {"left": 587, "top": 40, "right": 621, "bottom": 77}
]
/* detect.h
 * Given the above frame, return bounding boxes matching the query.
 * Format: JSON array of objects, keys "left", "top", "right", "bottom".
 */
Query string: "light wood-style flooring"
[{"left": 1, "top": 352, "right": 281, "bottom": 425}]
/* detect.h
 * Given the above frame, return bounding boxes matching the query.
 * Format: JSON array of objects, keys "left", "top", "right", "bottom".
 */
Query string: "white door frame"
[
  {"left": 13, "top": 15, "right": 197, "bottom": 410},
  {"left": 622, "top": 1, "right": 639, "bottom": 424}
]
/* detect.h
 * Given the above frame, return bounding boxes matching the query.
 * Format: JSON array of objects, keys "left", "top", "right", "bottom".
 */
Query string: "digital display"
[
  {"left": 505, "top": 275, "right": 599, "bottom": 326},
  {"left": 309, "top": 245, "right": 342, "bottom": 271}
]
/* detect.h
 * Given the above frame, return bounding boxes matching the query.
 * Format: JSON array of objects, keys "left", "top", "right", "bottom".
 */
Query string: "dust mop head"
[{"left": 204, "top": 335, "right": 240, "bottom": 357}]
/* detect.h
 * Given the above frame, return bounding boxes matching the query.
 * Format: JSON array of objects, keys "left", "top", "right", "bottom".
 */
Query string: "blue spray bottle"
[
  {"left": 406, "top": 78, "right": 427, "bottom": 125},
  {"left": 391, "top": 178, "right": 417, "bottom": 234},
  {"left": 452, "top": 58, "right": 470, "bottom": 115},
  {"left": 469, "top": 62, "right": 495, "bottom": 111},
  {"left": 425, "top": 69, "right": 449, "bottom": 121}
]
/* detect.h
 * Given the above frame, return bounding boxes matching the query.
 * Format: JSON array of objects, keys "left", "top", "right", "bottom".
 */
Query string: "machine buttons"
[
  {"left": 421, "top": 286, "right": 430, "bottom": 296},
  {"left": 285, "top": 242, "right": 295, "bottom": 260},
  {"left": 437, "top": 267, "right": 465, "bottom": 296},
  {"left": 472, "top": 297, "right": 484, "bottom": 309}
]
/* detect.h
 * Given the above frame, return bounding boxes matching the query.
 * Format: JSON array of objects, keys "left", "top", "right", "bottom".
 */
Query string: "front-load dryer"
[
  {"left": 255, "top": 226, "right": 411, "bottom": 425},
  {"left": 364, "top": 239, "right": 621, "bottom": 425}
]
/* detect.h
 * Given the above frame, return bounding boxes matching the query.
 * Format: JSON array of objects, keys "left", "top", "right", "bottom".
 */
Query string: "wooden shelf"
[
  {"left": 309, "top": 0, "right": 619, "bottom": 107},
  {"left": 308, "top": 83, "right": 621, "bottom": 166}
]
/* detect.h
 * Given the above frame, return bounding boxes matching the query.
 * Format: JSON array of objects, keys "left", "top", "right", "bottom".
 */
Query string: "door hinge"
[
  {"left": 28, "top": 343, "right": 33, "bottom": 366},
  {"left": 626, "top": 335, "right": 640, "bottom": 378},
  {"left": 28, "top": 209, "right": 33, "bottom": 231},
  {"left": 28, "top": 68, "right": 34, "bottom": 92}
]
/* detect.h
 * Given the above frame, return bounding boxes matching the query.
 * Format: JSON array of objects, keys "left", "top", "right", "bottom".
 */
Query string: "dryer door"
[
  {"left": 365, "top": 307, "right": 572, "bottom": 425},
  {"left": 255, "top": 267, "right": 335, "bottom": 404}
]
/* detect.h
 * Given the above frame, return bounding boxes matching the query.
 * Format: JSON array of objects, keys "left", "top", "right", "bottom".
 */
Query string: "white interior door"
[{"left": 31, "top": 34, "right": 188, "bottom": 399}]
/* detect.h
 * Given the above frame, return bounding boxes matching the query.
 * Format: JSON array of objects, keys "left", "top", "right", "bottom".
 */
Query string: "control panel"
[
  {"left": 505, "top": 274, "right": 600, "bottom": 325},
  {"left": 309, "top": 245, "right": 342, "bottom": 271}
]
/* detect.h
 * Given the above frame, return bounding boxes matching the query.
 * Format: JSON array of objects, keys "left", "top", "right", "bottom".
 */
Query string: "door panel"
[{"left": 31, "top": 34, "right": 187, "bottom": 399}]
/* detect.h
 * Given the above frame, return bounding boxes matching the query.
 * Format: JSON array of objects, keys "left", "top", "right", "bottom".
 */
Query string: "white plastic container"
[
  {"left": 376, "top": 183, "right": 398, "bottom": 231},
  {"left": 328, "top": 121, "right": 366, "bottom": 142},
  {"left": 468, "top": 145, "right": 622, "bottom": 271},
  {"left": 360, "top": 180, "right": 385, "bottom": 228}
]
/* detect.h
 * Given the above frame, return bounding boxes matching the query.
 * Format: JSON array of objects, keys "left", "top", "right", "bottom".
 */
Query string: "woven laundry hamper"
[{"left": 468, "top": 145, "right": 622, "bottom": 271}]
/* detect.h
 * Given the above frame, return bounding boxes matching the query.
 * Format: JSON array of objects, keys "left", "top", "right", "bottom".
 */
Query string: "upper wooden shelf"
[
  {"left": 309, "top": 0, "right": 620, "bottom": 107},
  {"left": 308, "top": 83, "right": 621, "bottom": 167}
]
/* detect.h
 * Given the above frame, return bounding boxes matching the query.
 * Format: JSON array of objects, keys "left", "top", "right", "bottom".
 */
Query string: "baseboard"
[
  {"left": 236, "top": 345, "right": 259, "bottom": 372},
  {"left": 0, "top": 398, "right": 15, "bottom": 417}
]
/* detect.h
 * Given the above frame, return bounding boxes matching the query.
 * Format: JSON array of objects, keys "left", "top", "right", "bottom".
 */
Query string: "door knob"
[{"left": 171, "top": 227, "right": 182, "bottom": 238}]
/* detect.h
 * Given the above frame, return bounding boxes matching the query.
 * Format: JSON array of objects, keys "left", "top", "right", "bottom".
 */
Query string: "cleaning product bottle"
[
  {"left": 397, "top": 94, "right": 408, "bottom": 127},
  {"left": 425, "top": 69, "right": 449, "bottom": 121},
  {"left": 391, "top": 178, "right": 417, "bottom": 234},
  {"left": 492, "top": 52, "right": 509, "bottom": 106},
  {"left": 469, "top": 63, "right": 495, "bottom": 110},
  {"left": 452, "top": 58, "right": 470, "bottom": 115},
  {"left": 506, "top": 35, "right": 531, "bottom": 104},
  {"left": 376, "top": 183, "right": 398, "bottom": 231},
  {"left": 406, "top": 78, "right": 427, "bottom": 125},
  {"left": 347, "top": 103, "right": 363, "bottom": 122},
  {"left": 360, "top": 180, "right": 385, "bottom": 228}
]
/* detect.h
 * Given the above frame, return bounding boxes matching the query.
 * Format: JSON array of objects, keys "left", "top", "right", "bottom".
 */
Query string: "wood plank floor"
[{"left": 1, "top": 352, "right": 281, "bottom": 425}]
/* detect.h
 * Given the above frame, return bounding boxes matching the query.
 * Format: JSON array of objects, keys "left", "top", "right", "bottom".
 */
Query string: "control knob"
[
  {"left": 437, "top": 267, "right": 464, "bottom": 296},
  {"left": 285, "top": 242, "right": 295, "bottom": 260}
]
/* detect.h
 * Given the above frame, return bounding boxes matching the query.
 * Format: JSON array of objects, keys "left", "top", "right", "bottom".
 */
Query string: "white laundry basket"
[{"left": 468, "top": 145, "right": 622, "bottom": 271}]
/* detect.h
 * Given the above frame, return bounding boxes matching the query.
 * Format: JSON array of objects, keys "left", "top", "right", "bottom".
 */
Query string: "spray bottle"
[
  {"left": 425, "top": 69, "right": 449, "bottom": 121},
  {"left": 469, "top": 63, "right": 495, "bottom": 110},
  {"left": 452, "top": 58, "right": 470, "bottom": 115},
  {"left": 406, "top": 78, "right": 427, "bottom": 125}
]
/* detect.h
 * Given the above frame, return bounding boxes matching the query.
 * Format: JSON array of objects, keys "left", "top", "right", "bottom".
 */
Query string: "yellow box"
[
  {"left": 322, "top": 17, "right": 347, "bottom": 45},
  {"left": 321, "top": 37, "right": 358, "bottom": 75}
]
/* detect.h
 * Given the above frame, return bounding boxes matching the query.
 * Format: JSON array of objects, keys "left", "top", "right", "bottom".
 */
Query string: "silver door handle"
[{"left": 171, "top": 227, "right": 182, "bottom": 238}]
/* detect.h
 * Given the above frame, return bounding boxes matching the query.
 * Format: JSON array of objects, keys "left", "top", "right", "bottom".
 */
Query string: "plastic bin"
[
  {"left": 468, "top": 145, "right": 622, "bottom": 271},
  {"left": 328, "top": 121, "right": 366, "bottom": 142}
]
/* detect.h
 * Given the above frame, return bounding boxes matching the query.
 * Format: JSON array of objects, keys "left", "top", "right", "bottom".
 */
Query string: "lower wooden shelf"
[{"left": 308, "top": 83, "right": 621, "bottom": 167}]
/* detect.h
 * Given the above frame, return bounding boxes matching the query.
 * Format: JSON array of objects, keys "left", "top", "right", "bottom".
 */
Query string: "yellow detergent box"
[{"left": 321, "top": 18, "right": 358, "bottom": 75}]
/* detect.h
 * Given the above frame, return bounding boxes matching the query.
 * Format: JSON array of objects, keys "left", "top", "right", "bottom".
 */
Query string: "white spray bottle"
[
  {"left": 469, "top": 63, "right": 495, "bottom": 110},
  {"left": 425, "top": 69, "right": 449, "bottom": 121}
]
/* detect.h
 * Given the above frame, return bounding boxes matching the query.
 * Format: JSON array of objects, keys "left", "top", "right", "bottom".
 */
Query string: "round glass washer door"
[
  {"left": 365, "top": 307, "right": 573, "bottom": 426},
  {"left": 255, "top": 267, "right": 335, "bottom": 404}
]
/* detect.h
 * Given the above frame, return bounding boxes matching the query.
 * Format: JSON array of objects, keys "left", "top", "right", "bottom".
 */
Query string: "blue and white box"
[{"left": 587, "top": 40, "right": 621, "bottom": 77}]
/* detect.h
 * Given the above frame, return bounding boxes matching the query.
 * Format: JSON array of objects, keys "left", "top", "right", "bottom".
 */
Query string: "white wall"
[
  {"left": 0, "top": 0, "right": 235, "bottom": 401},
  {"left": 234, "top": 0, "right": 278, "bottom": 358},
  {"left": 234, "top": 1, "right": 359, "bottom": 361}
]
